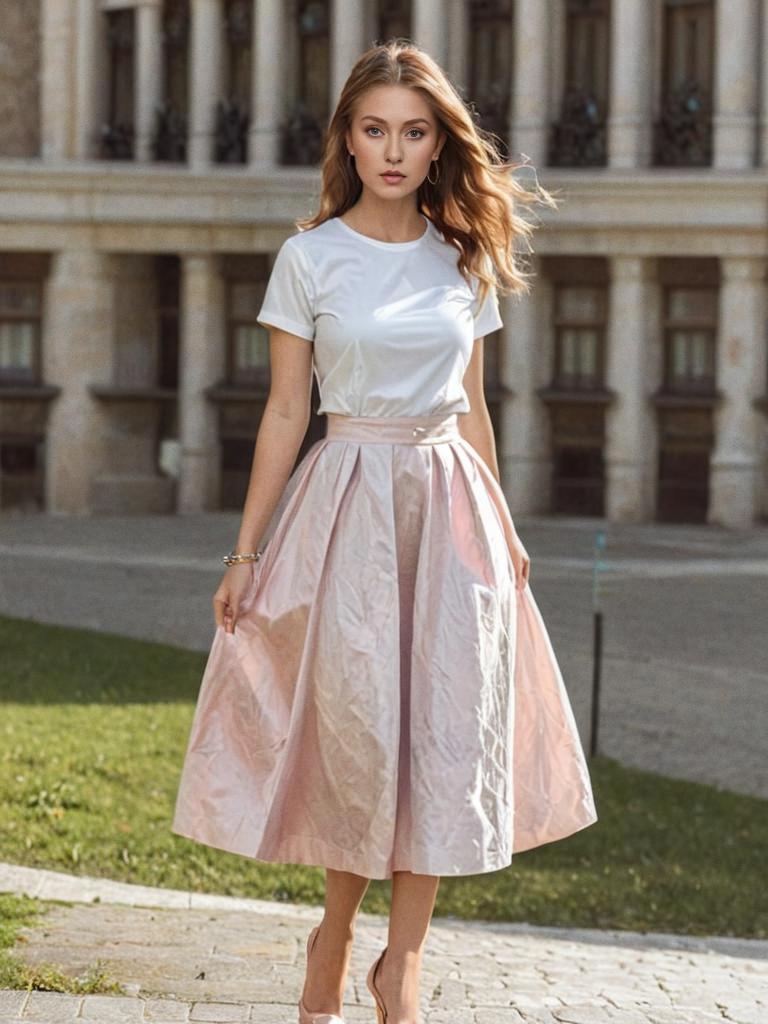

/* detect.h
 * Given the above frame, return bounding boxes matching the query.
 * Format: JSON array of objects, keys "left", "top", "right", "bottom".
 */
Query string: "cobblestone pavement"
[
  {"left": 0, "top": 863, "right": 766, "bottom": 1024},
  {"left": 1, "top": 511, "right": 767, "bottom": 798}
]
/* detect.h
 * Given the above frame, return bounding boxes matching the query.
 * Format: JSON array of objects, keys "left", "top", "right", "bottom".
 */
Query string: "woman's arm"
[
  {"left": 458, "top": 336, "right": 501, "bottom": 484},
  {"left": 214, "top": 328, "right": 313, "bottom": 633},
  {"left": 459, "top": 337, "right": 531, "bottom": 590},
  {"left": 233, "top": 329, "right": 314, "bottom": 553}
]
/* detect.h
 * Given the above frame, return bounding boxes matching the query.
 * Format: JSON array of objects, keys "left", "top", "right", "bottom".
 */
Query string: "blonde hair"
[{"left": 296, "top": 38, "right": 559, "bottom": 309}]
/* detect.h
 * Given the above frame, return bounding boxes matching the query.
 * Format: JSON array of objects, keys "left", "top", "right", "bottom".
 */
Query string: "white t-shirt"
[{"left": 256, "top": 212, "right": 504, "bottom": 418}]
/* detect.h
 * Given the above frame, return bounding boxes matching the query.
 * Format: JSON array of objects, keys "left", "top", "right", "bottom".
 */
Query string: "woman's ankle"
[
  {"left": 382, "top": 946, "right": 424, "bottom": 969},
  {"left": 319, "top": 917, "right": 356, "bottom": 943}
]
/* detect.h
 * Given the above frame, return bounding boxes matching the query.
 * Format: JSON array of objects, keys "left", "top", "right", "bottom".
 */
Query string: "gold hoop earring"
[{"left": 426, "top": 158, "right": 440, "bottom": 185}]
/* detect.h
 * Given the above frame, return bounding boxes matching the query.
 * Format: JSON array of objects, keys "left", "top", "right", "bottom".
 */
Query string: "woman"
[{"left": 171, "top": 39, "right": 598, "bottom": 1024}]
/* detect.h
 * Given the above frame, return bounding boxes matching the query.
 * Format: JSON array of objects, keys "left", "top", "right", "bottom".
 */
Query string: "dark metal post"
[{"left": 589, "top": 530, "right": 606, "bottom": 759}]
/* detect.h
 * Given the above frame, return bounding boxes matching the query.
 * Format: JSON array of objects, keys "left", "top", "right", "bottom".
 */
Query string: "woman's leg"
[
  {"left": 375, "top": 870, "right": 441, "bottom": 1022},
  {"left": 301, "top": 867, "right": 371, "bottom": 1014}
]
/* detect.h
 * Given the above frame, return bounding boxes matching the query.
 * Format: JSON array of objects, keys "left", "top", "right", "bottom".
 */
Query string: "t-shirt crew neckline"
[{"left": 333, "top": 212, "right": 432, "bottom": 250}]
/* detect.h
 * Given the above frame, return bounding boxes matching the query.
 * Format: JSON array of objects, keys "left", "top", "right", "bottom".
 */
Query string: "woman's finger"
[
  {"left": 228, "top": 603, "right": 239, "bottom": 633},
  {"left": 213, "top": 594, "right": 229, "bottom": 629}
]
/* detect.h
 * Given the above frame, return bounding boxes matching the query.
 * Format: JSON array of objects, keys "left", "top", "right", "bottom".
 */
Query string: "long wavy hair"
[{"left": 296, "top": 38, "right": 559, "bottom": 308}]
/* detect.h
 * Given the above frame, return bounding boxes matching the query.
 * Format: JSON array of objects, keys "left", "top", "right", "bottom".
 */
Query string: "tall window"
[
  {"left": 215, "top": 0, "right": 253, "bottom": 163},
  {"left": 0, "top": 280, "right": 41, "bottom": 385},
  {"left": 226, "top": 270, "right": 271, "bottom": 388},
  {"left": 654, "top": 258, "right": 719, "bottom": 523},
  {"left": 156, "top": 255, "right": 180, "bottom": 392},
  {"left": 376, "top": 0, "right": 411, "bottom": 42},
  {"left": 654, "top": 0, "right": 714, "bottom": 166},
  {"left": 0, "top": 257, "right": 49, "bottom": 511},
  {"left": 549, "top": 0, "right": 610, "bottom": 166},
  {"left": 467, "top": 0, "right": 513, "bottom": 155},
  {"left": 154, "top": 0, "right": 190, "bottom": 162},
  {"left": 101, "top": 10, "right": 135, "bottom": 159},
  {"left": 663, "top": 286, "right": 717, "bottom": 393},
  {"left": 553, "top": 284, "right": 606, "bottom": 389},
  {"left": 539, "top": 258, "right": 610, "bottom": 517},
  {"left": 147, "top": 255, "right": 180, "bottom": 475},
  {"left": 282, "top": 1, "right": 330, "bottom": 165}
]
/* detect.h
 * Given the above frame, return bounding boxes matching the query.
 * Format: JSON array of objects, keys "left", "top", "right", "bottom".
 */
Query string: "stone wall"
[{"left": 0, "top": 0, "right": 40, "bottom": 157}]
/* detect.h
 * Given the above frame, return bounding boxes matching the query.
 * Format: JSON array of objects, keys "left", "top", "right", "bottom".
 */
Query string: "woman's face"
[{"left": 346, "top": 84, "right": 446, "bottom": 200}]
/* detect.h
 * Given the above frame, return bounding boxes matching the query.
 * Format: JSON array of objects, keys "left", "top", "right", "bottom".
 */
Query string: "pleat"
[
  {"left": 403, "top": 440, "right": 516, "bottom": 874},
  {"left": 255, "top": 440, "right": 403, "bottom": 875},
  {"left": 447, "top": 437, "right": 598, "bottom": 853}
]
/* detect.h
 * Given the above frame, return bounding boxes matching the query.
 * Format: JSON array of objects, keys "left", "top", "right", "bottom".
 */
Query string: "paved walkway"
[
  {"left": 2, "top": 515, "right": 767, "bottom": 1022},
  {"left": 0, "top": 862, "right": 766, "bottom": 1024},
  {"left": 1, "top": 512, "right": 767, "bottom": 798}
]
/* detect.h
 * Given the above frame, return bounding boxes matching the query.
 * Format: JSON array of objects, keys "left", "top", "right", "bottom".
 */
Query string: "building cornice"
[{"left": 0, "top": 161, "right": 766, "bottom": 256}]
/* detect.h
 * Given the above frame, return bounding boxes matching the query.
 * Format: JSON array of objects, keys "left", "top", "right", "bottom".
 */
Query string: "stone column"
[
  {"left": 413, "top": 0, "right": 448, "bottom": 66},
  {"left": 44, "top": 250, "right": 115, "bottom": 513},
  {"left": 511, "top": 0, "right": 550, "bottom": 169},
  {"left": 330, "top": 0, "right": 366, "bottom": 110},
  {"left": 250, "top": 0, "right": 283, "bottom": 167},
  {"left": 178, "top": 254, "right": 226, "bottom": 513},
  {"left": 708, "top": 258, "right": 767, "bottom": 528},
  {"left": 40, "top": 0, "right": 74, "bottom": 160},
  {"left": 189, "top": 0, "right": 225, "bottom": 170},
  {"left": 762, "top": 0, "right": 768, "bottom": 165},
  {"left": 604, "top": 257, "right": 656, "bottom": 522},
  {"left": 607, "top": 0, "right": 653, "bottom": 168},
  {"left": 135, "top": 0, "right": 164, "bottom": 162},
  {"left": 714, "top": 0, "right": 760, "bottom": 169},
  {"left": 73, "top": 0, "right": 102, "bottom": 159},
  {"left": 499, "top": 264, "right": 552, "bottom": 514},
  {"left": 444, "top": 0, "right": 468, "bottom": 87}
]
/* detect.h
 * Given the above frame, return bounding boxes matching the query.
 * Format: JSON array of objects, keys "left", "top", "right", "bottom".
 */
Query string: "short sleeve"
[
  {"left": 256, "top": 236, "right": 316, "bottom": 341},
  {"left": 471, "top": 263, "right": 504, "bottom": 340}
]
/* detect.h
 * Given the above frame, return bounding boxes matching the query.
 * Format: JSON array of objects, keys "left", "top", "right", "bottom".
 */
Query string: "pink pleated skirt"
[{"left": 171, "top": 411, "right": 598, "bottom": 878}]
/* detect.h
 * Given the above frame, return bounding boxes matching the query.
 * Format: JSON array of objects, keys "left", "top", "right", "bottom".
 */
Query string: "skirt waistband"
[{"left": 324, "top": 412, "right": 461, "bottom": 445}]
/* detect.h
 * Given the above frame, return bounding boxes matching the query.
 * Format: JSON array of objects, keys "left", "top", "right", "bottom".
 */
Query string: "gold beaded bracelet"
[{"left": 222, "top": 549, "right": 263, "bottom": 567}]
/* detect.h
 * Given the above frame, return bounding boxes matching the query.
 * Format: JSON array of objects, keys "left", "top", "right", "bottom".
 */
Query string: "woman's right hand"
[{"left": 213, "top": 563, "right": 256, "bottom": 634}]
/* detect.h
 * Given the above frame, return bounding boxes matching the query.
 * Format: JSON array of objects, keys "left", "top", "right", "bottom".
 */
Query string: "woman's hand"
[
  {"left": 213, "top": 563, "right": 255, "bottom": 634},
  {"left": 508, "top": 534, "right": 531, "bottom": 591}
]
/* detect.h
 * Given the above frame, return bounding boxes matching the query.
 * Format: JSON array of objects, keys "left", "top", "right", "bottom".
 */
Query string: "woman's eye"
[{"left": 364, "top": 127, "right": 425, "bottom": 138}]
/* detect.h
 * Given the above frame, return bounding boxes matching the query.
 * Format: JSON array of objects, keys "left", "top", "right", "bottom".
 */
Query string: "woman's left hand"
[{"left": 508, "top": 534, "right": 531, "bottom": 591}]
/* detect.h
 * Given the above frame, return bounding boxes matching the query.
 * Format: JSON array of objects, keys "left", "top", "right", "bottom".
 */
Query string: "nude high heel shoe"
[
  {"left": 365, "top": 946, "right": 388, "bottom": 1024},
  {"left": 298, "top": 923, "right": 346, "bottom": 1024}
]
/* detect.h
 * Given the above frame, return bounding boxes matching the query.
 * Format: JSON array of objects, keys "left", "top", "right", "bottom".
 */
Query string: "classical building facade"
[{"left": 1, "top": 0, "right": 767, "bottom": 527}]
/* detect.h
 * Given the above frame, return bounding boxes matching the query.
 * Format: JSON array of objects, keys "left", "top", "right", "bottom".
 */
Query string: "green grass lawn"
[
  {"left": 0, "top": 893, "right": 43, "bottom": 988},
  {"left": 1, "top": 612, "right": 766, "bottom": 939},
  {"left": 0, "top": 892, "right": 123, "bottom": 992}
]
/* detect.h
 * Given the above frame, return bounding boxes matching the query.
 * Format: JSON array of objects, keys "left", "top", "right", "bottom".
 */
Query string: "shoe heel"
[
  {"left": 365, "top": 947, "right": 388, "bottom": 1024},
  {"left": 300, "top": 925, "right": 347, "bottom": 1024},
  {"left": 298, "top": 925, "right": 319, "bottom": 1024}
]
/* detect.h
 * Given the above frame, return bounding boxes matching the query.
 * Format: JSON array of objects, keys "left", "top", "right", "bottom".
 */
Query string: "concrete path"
[
  {"left": 0, "top": 862, "right": 766, "bottom": 1024},
  {"left": 1, "top": 512, "right": 767, "bottom": 799}
]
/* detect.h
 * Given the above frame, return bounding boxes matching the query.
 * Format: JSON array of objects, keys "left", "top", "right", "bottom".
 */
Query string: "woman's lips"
[{"left": 381, "top": 172, "right": 405, "bottom": 182}]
